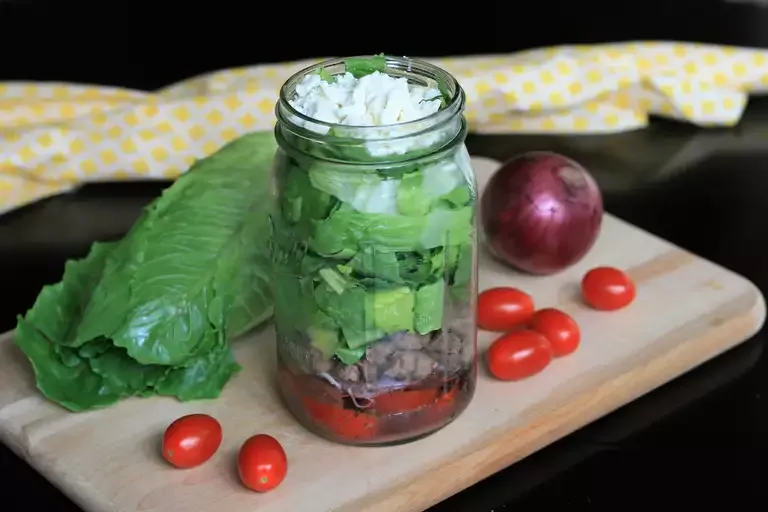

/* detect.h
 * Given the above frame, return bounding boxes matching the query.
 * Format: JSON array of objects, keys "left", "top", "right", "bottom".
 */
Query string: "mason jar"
[{"left": 270, "top": 55, "right": 478, "bottom": 446}]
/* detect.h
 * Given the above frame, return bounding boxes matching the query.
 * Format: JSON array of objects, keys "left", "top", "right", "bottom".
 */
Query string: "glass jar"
[{"left": 270, "top": 55, "right": 477, "bottom": 446}]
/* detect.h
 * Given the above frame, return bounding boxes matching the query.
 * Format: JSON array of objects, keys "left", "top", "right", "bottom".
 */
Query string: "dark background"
[
  {"left": 3, "top": 1, "right": 768, "bottom": 511},
  {"left": 3, "top": 1, "right": 768, "bottom": 90}
]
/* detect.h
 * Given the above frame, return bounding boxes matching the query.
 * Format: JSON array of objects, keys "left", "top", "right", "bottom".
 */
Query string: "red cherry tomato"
[
  {"left": 238, "top": 434, "right": 288, "bottom": 492},
  {"left": 530, "top": 308, "right": 581, "bottom": 357},
  {"left": 374, "top": 388, "right": 438, "bottom": 415},
  {"left": 162, "top": 414, "right": 222, "bottom": 469},
  {"left": 486, "top": 330, "right": 553, "bottom": 381},
  {"left": 426, "top": 386, "right": 459, "bottom": 422},
  {"left": 581, "top": 266, "right": 636, "bottom": 311},
  {"left": 431, "top": 386, "right": 458, "bottom": 415},
  {"left": 477, "top": 287, "right": 535, "bottom": 332},
  {"left": 303, "top": 398, "right": 379, "bottom": 441}
]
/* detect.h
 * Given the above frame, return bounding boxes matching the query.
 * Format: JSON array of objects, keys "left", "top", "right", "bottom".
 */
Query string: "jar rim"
[{"left": 276, "top": 55, "right": 464, "bottom": 133}]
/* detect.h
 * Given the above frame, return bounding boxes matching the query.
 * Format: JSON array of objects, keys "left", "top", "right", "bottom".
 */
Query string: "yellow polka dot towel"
[{"left": 1, "top": 41, "right": 767, "bottom": 215}]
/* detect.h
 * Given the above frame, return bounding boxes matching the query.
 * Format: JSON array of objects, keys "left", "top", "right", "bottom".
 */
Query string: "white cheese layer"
[{"left": 289, "top": 71, "right": 446, "bottom": 156}]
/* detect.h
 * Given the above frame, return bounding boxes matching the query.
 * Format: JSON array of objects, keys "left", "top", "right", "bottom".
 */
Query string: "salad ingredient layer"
[
  {"left": 284, "top": 55, "right": 454, "bottom": 157},
  {"left": 290, "top": 70, "right": 442, "bottom": 129}
]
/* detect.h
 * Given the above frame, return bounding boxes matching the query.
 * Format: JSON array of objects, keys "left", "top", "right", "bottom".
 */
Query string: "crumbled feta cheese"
[
  {"left": 288, "top": 71, "right": 446, "bottom": 156},
  {"left": 291, "top": 71, "right": 441, "bottom": 127}
]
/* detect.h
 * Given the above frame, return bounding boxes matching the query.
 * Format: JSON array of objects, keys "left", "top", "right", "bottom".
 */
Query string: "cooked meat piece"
[
  {"left": 337, "top": 364, "right": 360, "bottom": 382},
  {"left": 383, "top": 351, "right": 437, "bottom": 381},
  {"left": 460, "top": 338, "right": 475, "bottom": 365},
  {"left": 426, "top": 329, "right": 470, "bottom": 374},
  {"left": 360, "top": 361, "right": 379, "bottom": 383},
  {"left": 326, "top": 305, "right": 475, "bottom": 395},
  {"left": 366, "top": 339, "right": 397, "bottom": 365},
  {"left": 391, "top": 331, "right": 429, "bottom": 351}
]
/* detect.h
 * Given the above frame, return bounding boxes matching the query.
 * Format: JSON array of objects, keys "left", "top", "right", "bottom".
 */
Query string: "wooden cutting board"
[{"left": 0, "top": 156, "right": 764, "bottom": 512}]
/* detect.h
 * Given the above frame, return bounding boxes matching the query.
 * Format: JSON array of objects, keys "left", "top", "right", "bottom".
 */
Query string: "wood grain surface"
[{"left": 0, "top": 156, "right": 763, "bottom": 512}]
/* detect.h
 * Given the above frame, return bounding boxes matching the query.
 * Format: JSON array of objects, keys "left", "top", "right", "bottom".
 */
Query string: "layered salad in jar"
[{"left": 272, "top": 56, "right": 477, "bottom": 445}]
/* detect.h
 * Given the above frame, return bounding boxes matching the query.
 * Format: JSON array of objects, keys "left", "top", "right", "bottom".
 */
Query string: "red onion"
[{"left": 480, "top": 151, "right": 603, "bottom": 275}]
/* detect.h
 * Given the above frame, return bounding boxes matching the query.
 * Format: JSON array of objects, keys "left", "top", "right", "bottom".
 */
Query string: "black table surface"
[{"left": 4, "top": 104, "right": 768, "bottom": 511}]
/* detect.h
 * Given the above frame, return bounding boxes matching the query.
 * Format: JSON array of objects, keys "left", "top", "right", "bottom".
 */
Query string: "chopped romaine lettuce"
[
  {"left": 344, "top": 54, "right": 388, "bottom": 78},
  {"left": 272, "top": 140, "right": 475, "bottom": 365}
]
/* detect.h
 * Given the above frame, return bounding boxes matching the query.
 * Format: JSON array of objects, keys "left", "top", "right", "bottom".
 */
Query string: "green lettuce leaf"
[
  {"left": 14, "top": 131, "right": 277, "bottom": 412},
  {"left": 75, "top": 132, "right": 277, "bottom": 365},
  {"left": 344, "top": 54, "right": 387, "bottom": 78},
  {"left": 309, "top": 204, "right": 473, "bottom": 255}
]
